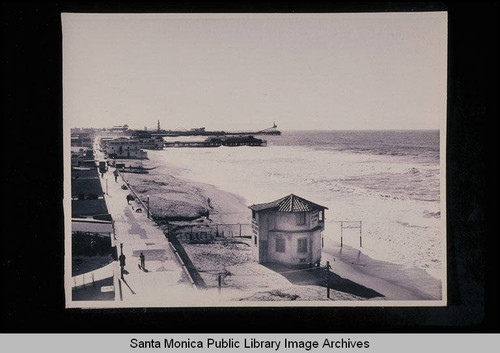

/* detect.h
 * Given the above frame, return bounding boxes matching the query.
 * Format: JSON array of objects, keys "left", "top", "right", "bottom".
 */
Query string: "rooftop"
[
  {"left": 72, "top": 167, "right": 99, "bottom": 179},
  {"left": 249, "top": 194, "right": 328, "bottom": 213},
  {"left": 72, "top": 199, "right": 109, "bottom": 217},
  {"left": 72, "top": 218, "right": 113, "bottom": 234},
  {"left": 71, "top": 178, "right": 104, "bottom": 198}
]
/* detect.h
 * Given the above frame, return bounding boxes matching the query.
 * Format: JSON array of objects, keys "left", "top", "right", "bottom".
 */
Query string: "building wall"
[
  {"left": 104, "top": 139, "right": 148, "bottom": 159},
  {"left": 251, "top": 218, "right": 259, "bottom": 261},
  {"left": 139, "top": 138, "right": 164, "bottom": 150},
  {"left": 267, "top": 230, "right": 322, "bottom": 266},
  {"left": 251, "top": 210, "right": 276, "bottom": 263},
  {"left": 254, "top": 211, "right": 271, "bottom": 263},
  {"left": 252, "top": 209, "right": 323, "bottom": 265}
]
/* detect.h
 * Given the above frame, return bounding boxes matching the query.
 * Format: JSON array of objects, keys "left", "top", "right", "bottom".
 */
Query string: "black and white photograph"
[
  {"left": 3, "top": 2, "right": 500, "bottom": 347},
  {"left": 63, "top": 12, "right": 448, "bottom": 308}
]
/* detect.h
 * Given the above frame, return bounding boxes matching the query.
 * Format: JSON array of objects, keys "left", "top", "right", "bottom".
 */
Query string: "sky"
[{"left": 62, "top": 13, "right": 447, "bottom": 131}]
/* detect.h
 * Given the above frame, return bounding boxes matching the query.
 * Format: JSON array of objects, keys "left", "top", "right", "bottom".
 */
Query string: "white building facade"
[{"left": 249, "top": 194, "right": 327, "bottom": 267}]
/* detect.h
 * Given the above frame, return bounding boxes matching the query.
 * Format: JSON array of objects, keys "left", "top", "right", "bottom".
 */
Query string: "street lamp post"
[{"left": 119, "top": 243, "right": 126, "bottom": 279}]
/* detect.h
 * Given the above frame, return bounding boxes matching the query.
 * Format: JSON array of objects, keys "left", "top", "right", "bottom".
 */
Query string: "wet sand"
[
  {"left": 117, "top": 155, "right": 442, "bottom": 303},
  {"left": 323, "top": 244, "right": 443, "bottom": 301}
]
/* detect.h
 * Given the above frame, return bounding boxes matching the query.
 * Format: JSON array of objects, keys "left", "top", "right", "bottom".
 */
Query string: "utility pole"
[
  {"left": 147, "top": 196, "right": 150, "bottom": 219},
  {"left": 326, "top": 261, "right": 331, "bottom": 299},
  {"left": 340, "top": 221, "right": 343, "bottom": 248},
  {"left": 359, "top": 221, "right": 363, "bottom": 247},
  {"left": 119, "top": 243, "right": 126, "bottom": 280}
]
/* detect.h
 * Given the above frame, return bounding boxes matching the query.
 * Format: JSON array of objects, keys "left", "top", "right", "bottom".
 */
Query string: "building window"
[
  {"left": 254, "top": 235, "right": 257, "bottom": 246},
  {"left": 318, "top": 211, "right": 324, "bottom": 221},
  {"left": 252, "top": 210, "right": 256, "bottom": 219},
  {"left": 296, "top": 212, "right": 306, "bottom": 225},
  {"left": 276, "top": 238, "right": 285, "bottom": 253},
  {"left": 297, "top": 238, "right": 308, "bottom": 253}
]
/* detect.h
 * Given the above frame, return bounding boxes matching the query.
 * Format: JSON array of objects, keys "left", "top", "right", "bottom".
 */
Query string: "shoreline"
[
  {"left": 121, "top": 158, "right": 250, "bottom": 224},
  {"left": 119, "top": 157, "right": 366, "bottom": 301},
  {"left": 118, "top": 153, "right": 441, "bottom": 302},
  {"left": 144, "top": 145, "right": 442, "bottom": 275}
]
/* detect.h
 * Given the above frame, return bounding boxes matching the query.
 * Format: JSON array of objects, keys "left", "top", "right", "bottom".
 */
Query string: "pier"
[
  {"left": 163, "top": 136, "right": 267, "bottom": 148},
  {"left": 131, "top": 123, "right": 281, "bottom": 138}
]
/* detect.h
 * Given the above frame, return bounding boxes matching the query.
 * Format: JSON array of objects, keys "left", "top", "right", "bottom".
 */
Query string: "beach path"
[
  {"left": 322, "top": 244, "right": 443, "bottom": 301},
  {"left": 98, "top": 163, "right": 196, "bottom": 306}
]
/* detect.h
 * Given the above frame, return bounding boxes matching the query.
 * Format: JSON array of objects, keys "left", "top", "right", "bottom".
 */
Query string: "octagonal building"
[{"left": 249, "top": 194, "right": 328, "bottom": 267}]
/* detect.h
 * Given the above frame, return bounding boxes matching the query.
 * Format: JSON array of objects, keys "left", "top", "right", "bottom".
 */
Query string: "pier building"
[{"left": 102, "top": 137, "right": 148, "bottom": 159}]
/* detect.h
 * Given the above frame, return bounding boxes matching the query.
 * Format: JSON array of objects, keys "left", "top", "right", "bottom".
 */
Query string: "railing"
[
  {"left": 172, "top": 223, "right": 253, "bottom": 240},
  {"left": 73, "top": 272, "right": 96, "bottom": 289}
]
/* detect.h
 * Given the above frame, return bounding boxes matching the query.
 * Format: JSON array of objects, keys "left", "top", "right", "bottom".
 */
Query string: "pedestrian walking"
[
  {"left": 113, "top": 169, "right": 119, "bottom": 182},
  {"left": 139, "top": 252, "right": 145, "bottom": 270}
]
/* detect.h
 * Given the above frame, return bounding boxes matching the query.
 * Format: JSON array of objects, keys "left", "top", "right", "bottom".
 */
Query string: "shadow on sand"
[{"left": 264, "top": 263, "right": 384, "bottom": 299}]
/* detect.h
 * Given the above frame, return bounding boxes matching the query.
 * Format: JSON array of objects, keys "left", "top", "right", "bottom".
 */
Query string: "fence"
[{"left": 171, "top": 223, "right": 253, "bottom": 244}]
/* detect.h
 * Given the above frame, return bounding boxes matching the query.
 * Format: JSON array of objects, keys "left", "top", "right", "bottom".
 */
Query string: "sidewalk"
[{"left": 96, "top": 147, "right": 197, "bottom": 306}]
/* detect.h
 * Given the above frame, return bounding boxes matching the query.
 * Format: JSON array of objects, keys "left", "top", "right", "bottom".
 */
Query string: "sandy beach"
[
  {"left": 119, "top": 158, "right": 367, "bottom": 301},
  {"left": 115, "top": 146, "right": 443, "bottom": 304}
]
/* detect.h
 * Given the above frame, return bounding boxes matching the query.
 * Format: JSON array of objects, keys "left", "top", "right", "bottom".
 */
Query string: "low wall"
[
  {"left": 168, "top": 232, "right": 207, "bottom": 289},
  {"left": 120, "top": 172, "right": 204, "bottom": 289}
]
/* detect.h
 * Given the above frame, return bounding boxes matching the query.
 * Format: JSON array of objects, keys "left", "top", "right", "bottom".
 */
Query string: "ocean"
[{"left": 150, "top": 130, "right": 443, "bottom": 278}]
